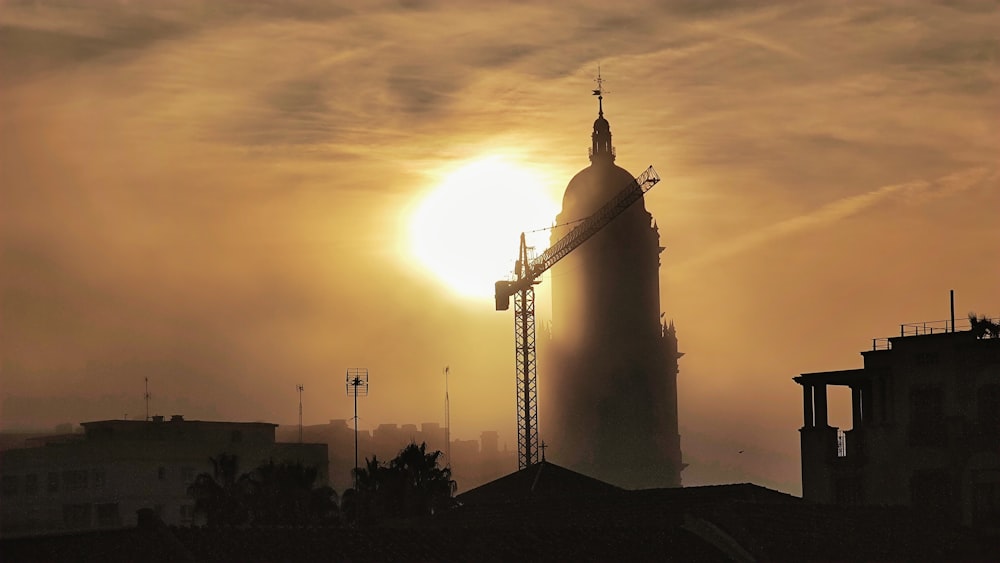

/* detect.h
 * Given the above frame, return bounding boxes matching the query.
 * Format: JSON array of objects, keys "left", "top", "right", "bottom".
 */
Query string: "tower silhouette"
[{"left": 543, "top": 79, "right": 684, "bottom": 488}]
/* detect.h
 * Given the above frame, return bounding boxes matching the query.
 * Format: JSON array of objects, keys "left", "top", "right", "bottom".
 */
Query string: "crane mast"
[{"left": 495, "top": 165, "right": 661, "bottom": 468}]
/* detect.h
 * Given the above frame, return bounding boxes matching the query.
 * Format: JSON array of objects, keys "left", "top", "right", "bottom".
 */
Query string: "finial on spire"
[
  {"left": 592, "top": 65, "right": 607, "bottom": 117},
  {"left": 588, "top": 65, "right": 614, "bottom": 163}
]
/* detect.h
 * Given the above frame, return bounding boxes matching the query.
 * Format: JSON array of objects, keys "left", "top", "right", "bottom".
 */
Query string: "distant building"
[
  {"left": 0, "top": 415, "right": 327, "bottom": 537},
  {"left": 795, "top": 317, "right": 1000, "bottom": 532}
]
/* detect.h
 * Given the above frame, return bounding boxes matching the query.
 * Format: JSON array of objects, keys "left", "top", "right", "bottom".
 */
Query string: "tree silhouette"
[
  {"left": 969, "top": 313, "right": 1000, "bottom": 339},
  {"left": 186, "top": 453, "right": 252, "bottom": 527},
  {"left": 343, "top": 442, "right": 456, "bottom": 525},
  {"left": 187, "top": 455, "right": 337, "bottom": 527},
  {"left": 246, "top": 460, "right": 338, "bottom": 526}
]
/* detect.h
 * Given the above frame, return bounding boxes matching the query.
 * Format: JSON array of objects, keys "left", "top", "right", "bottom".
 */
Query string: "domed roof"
[{"left": 560, "top": 161, "right": 637, "bottom": 220}]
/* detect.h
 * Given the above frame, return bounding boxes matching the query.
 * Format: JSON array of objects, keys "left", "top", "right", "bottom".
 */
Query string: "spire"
[
  {"left": 589, "top": 66, "right": 614, "bottom": 163},
  {"left": 592, "top": 67, "right": 606, "bottom": 117}
]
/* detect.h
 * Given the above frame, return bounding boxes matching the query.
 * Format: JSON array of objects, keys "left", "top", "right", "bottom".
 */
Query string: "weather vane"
[{"left": 592, "top": 65, "right": 610, "bottom": 116}]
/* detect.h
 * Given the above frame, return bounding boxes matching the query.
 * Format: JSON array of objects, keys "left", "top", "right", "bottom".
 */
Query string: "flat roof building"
[
  {"left": 0, "top": 416, "right": 327, "bottom": 537},
  {"left": 795, "top": 315, "right": 1000, "bottom": 532}
]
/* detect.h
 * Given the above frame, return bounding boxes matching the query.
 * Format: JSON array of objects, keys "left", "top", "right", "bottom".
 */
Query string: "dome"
[{"left": 560, "top": 161, "right": 638, "bottom": 220}]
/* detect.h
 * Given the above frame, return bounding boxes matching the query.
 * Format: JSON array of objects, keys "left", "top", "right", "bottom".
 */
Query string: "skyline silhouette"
[{"left": 2, "top": 1, "right": 999, "bottom": 498}]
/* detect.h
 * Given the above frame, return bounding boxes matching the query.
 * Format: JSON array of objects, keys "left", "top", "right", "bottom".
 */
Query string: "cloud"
[{"left": 670, "top": 166, "right": 994, "bottom": 275}]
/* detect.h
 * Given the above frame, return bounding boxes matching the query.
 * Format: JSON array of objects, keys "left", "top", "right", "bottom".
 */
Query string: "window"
[
  {"left": 2, "top": 475, "right": 17, "bottom": 497},
  {"left": 836, "top": 430, "right": 847, "bottom": 457},
  {"left": 25, "top": 474, "right": 38, "bottom": 495},
  {"left": 62, "top": 470, "right": 88, "bottom": 491},
  {"left": 93, "top": 470, "right": 106, "bottom": 489},
  {"left": 157, "top": 466, "right": 166, "bottom": 480},
  {"left": 95, "top": 502, "right": 121, "bottom": 527},
  {"left": 181, "top": 467, "right": 196, "bottom": 484},
  {"left": 47, "top": 472, "right": 59, "bottom": 493},
  {"left": 179, "top": 504, "right": 194, "bottom": 524}
]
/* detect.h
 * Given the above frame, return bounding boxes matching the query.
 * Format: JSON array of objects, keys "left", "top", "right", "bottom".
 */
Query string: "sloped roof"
[{"left": 455, "top": 460, "right": 622, "bottom": 506}]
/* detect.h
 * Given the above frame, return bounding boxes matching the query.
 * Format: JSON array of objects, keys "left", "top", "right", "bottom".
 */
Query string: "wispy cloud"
[{"left": 671, "top": 166, "right": 994, "bottom": 275}]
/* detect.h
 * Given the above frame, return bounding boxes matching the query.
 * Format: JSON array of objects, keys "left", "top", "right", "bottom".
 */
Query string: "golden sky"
[{"left": 2, "top": 0, "right": 998, "bottom": 494}]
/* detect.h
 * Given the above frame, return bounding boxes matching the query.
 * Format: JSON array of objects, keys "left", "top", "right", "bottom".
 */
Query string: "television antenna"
[{"left": 346, "top": 368, "right": 369, "bottom": 488}]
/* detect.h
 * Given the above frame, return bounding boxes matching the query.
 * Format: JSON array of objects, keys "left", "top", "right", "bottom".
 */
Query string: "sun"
[{"left": 410, "top": 157, "right": 560, "bottom": 298}]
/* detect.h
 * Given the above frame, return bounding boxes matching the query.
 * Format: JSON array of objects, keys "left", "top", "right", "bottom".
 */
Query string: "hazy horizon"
[{"left": 3, "top": 0, "right": 998, "bottom": 496}]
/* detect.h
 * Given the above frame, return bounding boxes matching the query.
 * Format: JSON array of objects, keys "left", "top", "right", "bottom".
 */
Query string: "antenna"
[
  {"left": 296, "top": 384, "right": 304, "bottom": 443},
  {"left": 346, "top": 368, "right": 369, "bottom": 489},
  {"left": 144, "top": 378, "right": 150, "bottom": 421},
  {"left": 950, "top": 289, "right": 956, "bottom": 333},
  {"left": 444, "top": 366, "right": 451, "bottom": 465}
]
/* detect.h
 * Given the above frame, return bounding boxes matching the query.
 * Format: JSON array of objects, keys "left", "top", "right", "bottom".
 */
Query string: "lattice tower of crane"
[{"left": 495, "top": 165, "right": 661, "bottom": 468}]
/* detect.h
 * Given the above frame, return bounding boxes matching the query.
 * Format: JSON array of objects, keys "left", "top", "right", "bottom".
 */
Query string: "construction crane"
[{"left": 495, "top": 165, "right": 661, "bottom": 468}]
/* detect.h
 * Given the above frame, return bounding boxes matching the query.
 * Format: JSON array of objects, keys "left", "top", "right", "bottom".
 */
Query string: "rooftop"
[{"left": 869, "top": 315, "right": 999, "bottom": 351}]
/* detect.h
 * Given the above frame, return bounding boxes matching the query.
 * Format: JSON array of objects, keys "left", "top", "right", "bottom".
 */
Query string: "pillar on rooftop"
[
  {"left": 803, "top": 384, "right": 814, "bottom": 428},
  {"left": 814, "top": 384, "right": 828, "bottom": 427}
]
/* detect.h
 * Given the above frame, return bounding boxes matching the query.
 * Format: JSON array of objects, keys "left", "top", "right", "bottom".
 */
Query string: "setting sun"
[{"left": 410, "top": 157, "right": 560, "bottom": 298}]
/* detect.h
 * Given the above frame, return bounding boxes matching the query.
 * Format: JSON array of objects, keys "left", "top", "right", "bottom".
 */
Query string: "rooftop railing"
[{"left": 869, "top": 315, "right": 998, "bottom": 351}]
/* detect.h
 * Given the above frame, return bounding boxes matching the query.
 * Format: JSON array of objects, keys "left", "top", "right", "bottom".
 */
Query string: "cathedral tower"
[{"left": 543, "top": 84, "right": 683, "bottom": 489}]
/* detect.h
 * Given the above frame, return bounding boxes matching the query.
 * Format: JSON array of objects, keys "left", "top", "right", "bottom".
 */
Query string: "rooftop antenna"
[
  {"left": 346, "top": 368, "right": 369, "bottom": 489},
  {"left": 144, "top": 377, "right": 150, "bottom": 421},
  {"left": 950, "top": 289, "right": 956, "bottom": 333},
  {"left": 444, "top": 366, "right": 451, "bottom": 465},
  {"left": 296, "top": 384, "right": 304, "bottom": 443}
]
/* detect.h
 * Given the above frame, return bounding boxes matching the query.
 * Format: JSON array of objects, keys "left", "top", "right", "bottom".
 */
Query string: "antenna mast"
[
  {"left": 296, "top": 384, "right": 304, "bottom": 443},
  {"left": 346, "top": 368, "right": 369, "bottom": 488},
  {"left": 444, "top": 366, "right": 451, "bottom": 465},
  {"left": 144, "top": 377, "right": 150, "bottom": 421}
]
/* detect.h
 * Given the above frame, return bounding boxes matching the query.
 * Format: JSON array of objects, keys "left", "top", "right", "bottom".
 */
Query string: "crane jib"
[{"left": 493, "top": 165, "right": 660, "bottom": 311}]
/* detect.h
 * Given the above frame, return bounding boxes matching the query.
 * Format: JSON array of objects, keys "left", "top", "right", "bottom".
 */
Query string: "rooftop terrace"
[{"left": 870, "top": 314, "right": 999, "bottom": 351}]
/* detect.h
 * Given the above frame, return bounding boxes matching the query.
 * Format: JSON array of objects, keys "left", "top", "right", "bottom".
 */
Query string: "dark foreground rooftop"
[{"left": 3, "top": 461, "right": 994, "bottom": 562}]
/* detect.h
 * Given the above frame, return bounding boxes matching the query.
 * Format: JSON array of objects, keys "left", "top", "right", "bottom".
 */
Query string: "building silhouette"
[
  {"left": 543, "top": 90, "right": 684, "bottom": 488},
  {"left": 795, "top": 315, "right": 1000, "bottom": 532},
  {"left": 0, "top": 416, "right": 327, "bottom": 537},
  {"left": 5, "top": 460, "right": 994, "bottom": 561}
]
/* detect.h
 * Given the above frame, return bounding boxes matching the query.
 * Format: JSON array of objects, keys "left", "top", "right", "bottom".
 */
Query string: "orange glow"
[{"left": 409, "top": 157, "right": 559, "bottom": 298}]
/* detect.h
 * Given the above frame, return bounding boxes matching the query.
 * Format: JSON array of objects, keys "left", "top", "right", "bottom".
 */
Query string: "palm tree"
[
  {"left": 344, "top": 442, "right": 457, "bottom": 525},
  {"left": 186, "top": 453, "right": 252, "bottom": 527},
  {"left": 246, "top": 460, "right": 338, "bottom": 526},
  {"left": 388, "top": 442, "right": 457, "bottom": 517}
]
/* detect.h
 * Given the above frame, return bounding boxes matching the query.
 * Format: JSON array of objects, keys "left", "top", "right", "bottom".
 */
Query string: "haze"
[{"left": 2, "top": 0, "right": 998, "bottom": 495}]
